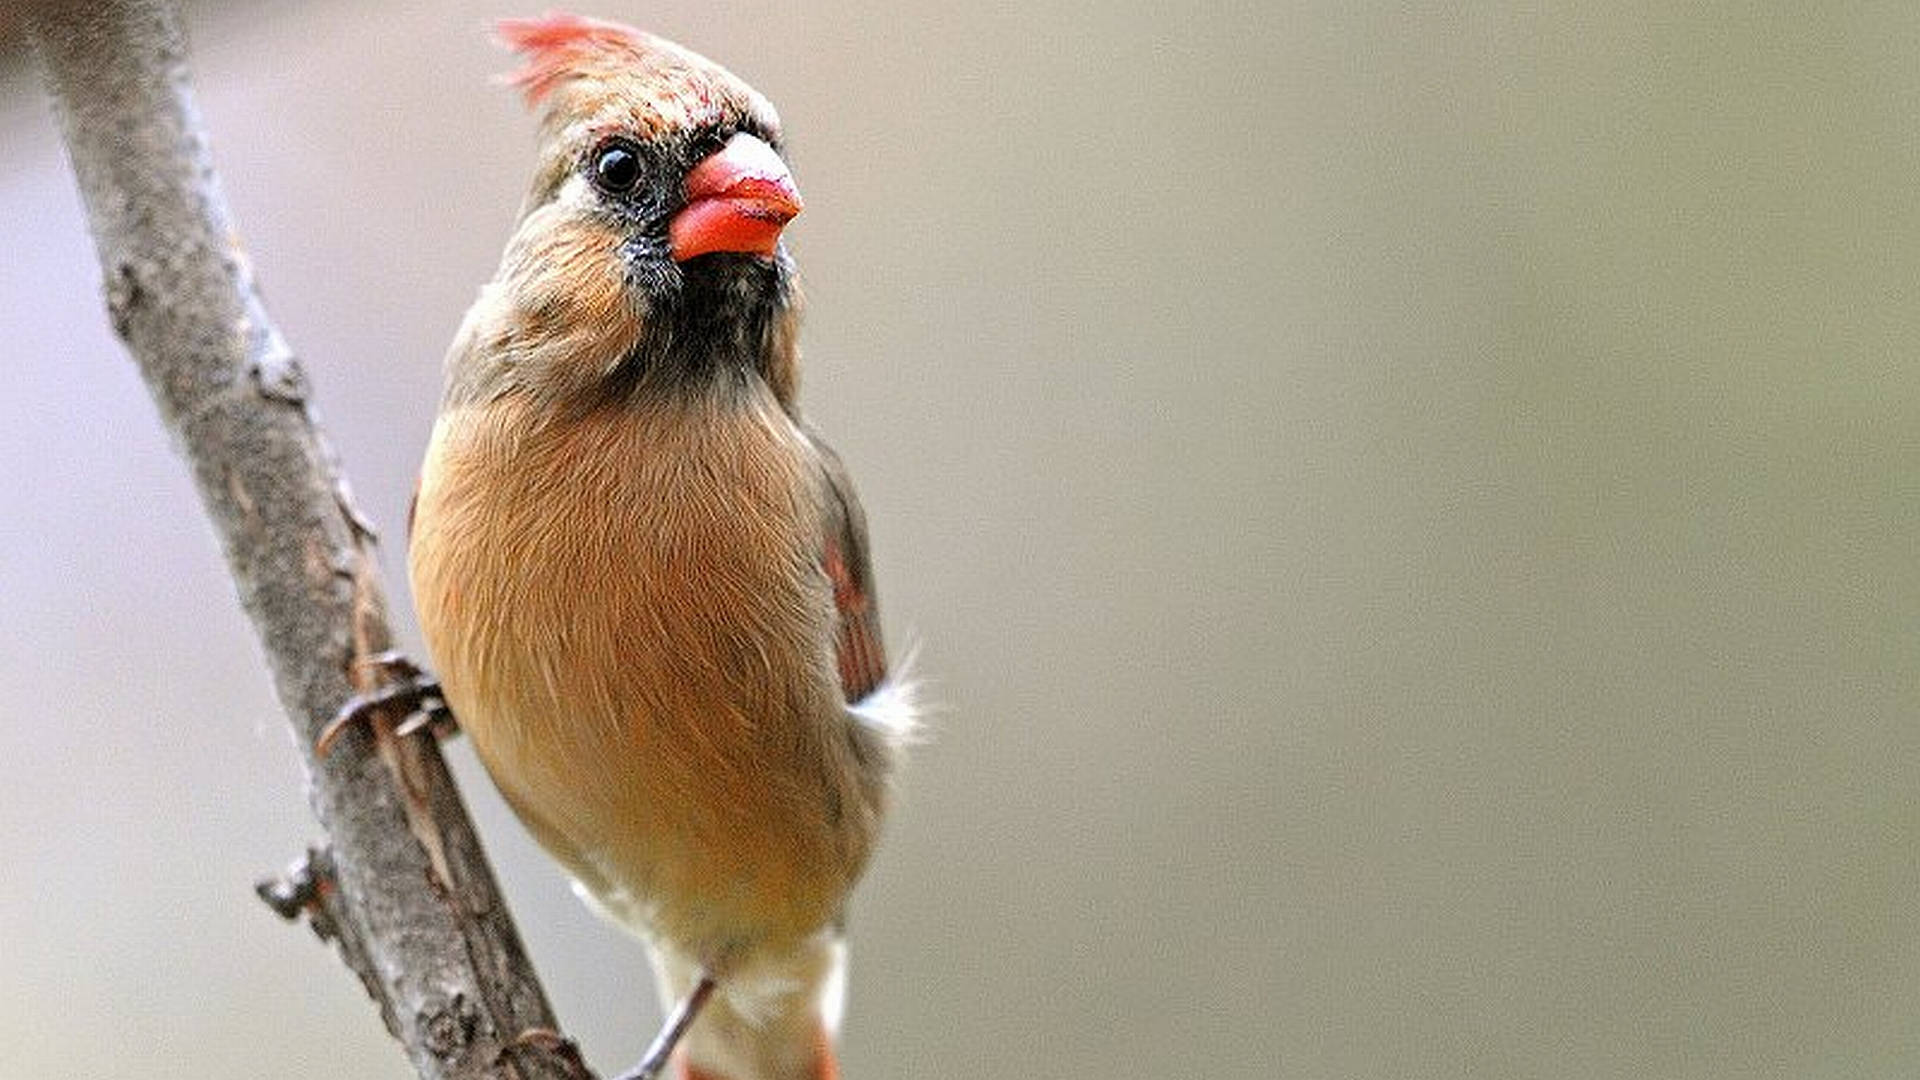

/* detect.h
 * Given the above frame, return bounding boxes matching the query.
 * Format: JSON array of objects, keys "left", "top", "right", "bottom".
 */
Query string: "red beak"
[{"left": 669, "top": 133, "right": 803, "bottom": 262}]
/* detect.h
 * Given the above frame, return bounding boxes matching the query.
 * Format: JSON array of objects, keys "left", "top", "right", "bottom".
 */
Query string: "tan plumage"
[{"left": 406, "top": 15, "right": 908, "bottom": 1080}]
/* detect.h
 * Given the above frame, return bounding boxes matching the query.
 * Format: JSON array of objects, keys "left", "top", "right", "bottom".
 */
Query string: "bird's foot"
[
  {"left": 317, "top": 650, "right": 457, "bottom": 756},
  {"left": 502, "top": 1027, "right": 592, "bottom": 1077},
  {"left": 609, "top": 974, "right": 718, "bottom": 1080}
]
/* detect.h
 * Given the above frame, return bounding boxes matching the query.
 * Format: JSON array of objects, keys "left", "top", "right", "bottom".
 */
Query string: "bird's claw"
[
  {"left": 509, "top": 1027, "right": 570, "bottom": 1051},
  {"left": 501, "top": 1027, "right": 591, "bottom": 1076},
  {"left": 317, "top": 651, "right": 457, "bottom": 756}
]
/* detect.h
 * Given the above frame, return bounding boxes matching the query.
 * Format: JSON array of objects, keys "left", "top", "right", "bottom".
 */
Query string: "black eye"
[{"left": 592, "top": 142, "right": 641, "bottom": 193}]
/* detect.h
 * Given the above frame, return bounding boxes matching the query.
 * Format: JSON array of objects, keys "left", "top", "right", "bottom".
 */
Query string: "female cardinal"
[{"left": 403, "top": 14, "right": 914, "bottom": 1080}]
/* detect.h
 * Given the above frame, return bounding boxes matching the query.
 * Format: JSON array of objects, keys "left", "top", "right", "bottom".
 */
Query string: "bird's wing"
[{"left": 810, "top": 432, "right": 887, "bottom": 704}]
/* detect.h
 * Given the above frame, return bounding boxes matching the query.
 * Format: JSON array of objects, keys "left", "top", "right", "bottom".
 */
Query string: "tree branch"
[{"left": 24, "top": 2, "right": 591, "bottom": 1076}]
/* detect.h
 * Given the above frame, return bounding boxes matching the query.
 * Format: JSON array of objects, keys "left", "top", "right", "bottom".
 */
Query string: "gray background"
[{"left": 2, "top": 3, "right": 1917, "bottom": 1078}]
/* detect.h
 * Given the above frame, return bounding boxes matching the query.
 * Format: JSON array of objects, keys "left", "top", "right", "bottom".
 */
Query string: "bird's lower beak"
[{"left": 669, "top": 132, "right": 803, "bottom": 262}]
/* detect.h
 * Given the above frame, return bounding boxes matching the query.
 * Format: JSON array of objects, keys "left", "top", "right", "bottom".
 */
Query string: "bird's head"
[{"left": 457, "top": 14, "right": 804, "bottom": 408}]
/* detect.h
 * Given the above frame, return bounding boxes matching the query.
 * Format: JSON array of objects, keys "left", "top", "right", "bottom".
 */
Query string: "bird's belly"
[
  {"left": 461, "top": 609, "right": 858, "bottom": 958},
  {"left": 409, "top": 395, "right": 870, "bottom": 959}
]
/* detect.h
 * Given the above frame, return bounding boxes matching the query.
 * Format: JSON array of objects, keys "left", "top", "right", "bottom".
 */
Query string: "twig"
[{"left": 24, "top": 2, "right": 591, "bottom": 1076}]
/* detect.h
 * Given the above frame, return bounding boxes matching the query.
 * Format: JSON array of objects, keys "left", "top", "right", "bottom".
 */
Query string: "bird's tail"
[{"left": 652, "top": 932, "right": 847, "bottom": 1080}]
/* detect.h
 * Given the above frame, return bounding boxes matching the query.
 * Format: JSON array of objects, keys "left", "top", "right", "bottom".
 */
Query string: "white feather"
[{"left": 847, "top": 640, "right": 927, "bottom": 749}]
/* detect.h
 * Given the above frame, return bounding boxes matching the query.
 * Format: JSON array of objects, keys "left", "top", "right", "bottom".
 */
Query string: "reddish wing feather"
[{"left": 814, "top": 438, "right": 887, "bottom": 704}]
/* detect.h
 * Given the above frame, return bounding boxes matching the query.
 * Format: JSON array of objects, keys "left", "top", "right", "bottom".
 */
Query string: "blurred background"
[{"left": 1, "top": 2, "right": 1917, "bottom": 1077}]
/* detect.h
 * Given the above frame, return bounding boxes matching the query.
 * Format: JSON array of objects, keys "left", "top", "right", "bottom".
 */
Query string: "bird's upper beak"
[{"left": 669, "top": 132, "right": 803, "bottom": 262}]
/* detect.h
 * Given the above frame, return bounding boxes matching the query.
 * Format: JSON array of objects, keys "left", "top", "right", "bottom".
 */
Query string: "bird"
[{"left": 395, "top": 14, "right": 914, "bottom": 1080}]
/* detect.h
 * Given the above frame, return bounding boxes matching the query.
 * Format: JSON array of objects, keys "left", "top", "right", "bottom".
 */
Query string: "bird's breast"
[{"left": 408, "top": 385, "right": 868, "bottom": 955}]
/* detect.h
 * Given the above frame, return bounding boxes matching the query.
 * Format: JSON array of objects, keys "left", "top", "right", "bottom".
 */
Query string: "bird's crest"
[{"left": 496, "top": 12, "right": 653, "bottom": 106}]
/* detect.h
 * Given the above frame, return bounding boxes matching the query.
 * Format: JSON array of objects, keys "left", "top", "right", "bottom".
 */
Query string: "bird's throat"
[{"left": 619, "top": 255, "right": 799, "bottom": 405}]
